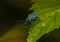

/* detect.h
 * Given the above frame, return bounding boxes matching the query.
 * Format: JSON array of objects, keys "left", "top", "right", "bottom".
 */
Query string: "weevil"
[{"left": 25, "top": 12, "right": 39, "bottom": 29}]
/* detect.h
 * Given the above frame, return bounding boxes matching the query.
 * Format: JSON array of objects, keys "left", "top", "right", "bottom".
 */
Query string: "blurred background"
[{"left": 0, "top": 0, "right": 33, "bottom": 42}]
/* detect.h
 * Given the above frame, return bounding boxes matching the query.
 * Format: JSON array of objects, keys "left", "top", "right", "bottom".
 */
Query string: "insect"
[{"left": 25, "top": 12, "right": 39, "bottom": 28}]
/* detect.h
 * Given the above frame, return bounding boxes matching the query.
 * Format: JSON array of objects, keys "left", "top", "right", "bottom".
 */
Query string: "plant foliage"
[{"left": 27, "top": 0, "right": 60, "bottom": 42}]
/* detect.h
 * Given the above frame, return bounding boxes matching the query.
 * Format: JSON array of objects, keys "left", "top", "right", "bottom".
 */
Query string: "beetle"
[{"left": 25, "top": 12, "right": 39, "bottom": 28}]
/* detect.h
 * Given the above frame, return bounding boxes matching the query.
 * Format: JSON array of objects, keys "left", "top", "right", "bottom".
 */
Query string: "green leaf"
[{"left": 27, "top": 0, "right": 60, "bottom": 42}]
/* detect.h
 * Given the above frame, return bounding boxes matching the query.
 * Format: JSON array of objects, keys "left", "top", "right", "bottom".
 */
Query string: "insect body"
[
  {"left": 26, "top": 12, "right": 38, "bottom": 22},
  {"left": 25, "top": 12, "right": 38, "bottom": 28}
]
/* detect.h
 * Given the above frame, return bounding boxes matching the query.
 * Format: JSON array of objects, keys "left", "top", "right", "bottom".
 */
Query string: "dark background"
[{"left": 0, "top": 0, "right": 33, "bottom": 37}]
